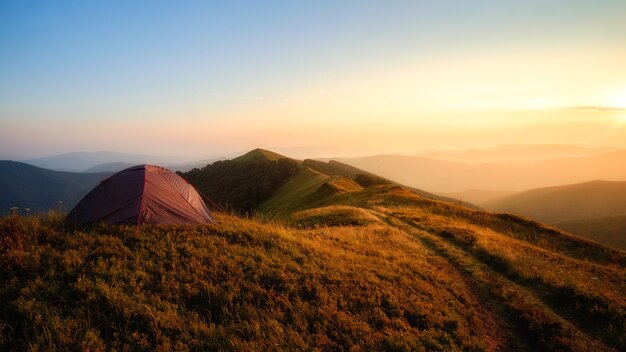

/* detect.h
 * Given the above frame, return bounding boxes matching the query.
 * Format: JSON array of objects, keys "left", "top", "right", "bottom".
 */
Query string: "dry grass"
[
  {"left": 1, "top": 214, "right": 490, "bottom": 351},
  {"left": 1, "top": 184, "right": 624, "bottom": 351},
  {"left": 291, "top": 206, "right": 380, "bottom": 228}
]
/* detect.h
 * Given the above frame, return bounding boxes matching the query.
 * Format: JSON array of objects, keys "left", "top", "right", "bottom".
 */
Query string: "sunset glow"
[
  {"left": 3, "top": 3, "right": 626, "bottom": 350},
  {"left": 1, "top": 1, "right": 626, "bottom": 159},
  {"left": 608, "top": 90, "right": 626, "bottom": 108}
]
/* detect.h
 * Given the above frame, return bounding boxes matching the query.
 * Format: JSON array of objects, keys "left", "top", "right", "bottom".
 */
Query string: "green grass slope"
[
  {"left": 257, "top": 168, "right": 333, "bottom": 214},
  {"left": 303, "top": 159, "right": 477, "bottom": 208},
  {"left": 258, "top": 167, "right": 363, "bottom": 215},
  {"left": 184, "top": 150, "right": 478, "bottom": 215},
  {"left": 556, "top": 215, "right": 626, "bottom": 250},
  {"left": 303, "top": 159, "right": 379, "bottom": 179},
  {"left": 1, "top": 184, "right": 624, "bottom": 351},
  {"left": 182, "top": 155, "right": 300, "bottom": 212}
]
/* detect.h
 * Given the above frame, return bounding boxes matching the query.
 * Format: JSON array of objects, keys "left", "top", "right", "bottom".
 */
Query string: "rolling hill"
[
  {"left": 481, "top": 180, "right": 626, "bottom": 224},
  {"left": 481, "top": 180, "right": 626, "bottom": 250},
  {"left": 182, "top": 149, "right": 301, "bottom": 212},
  {"left": 23, "top": 151, "right": 225, "bottom": 173},
  {"left": 22, "top": 151, "right": 180, "bottom": 172},
  {"left": 258, "top": 167, "right": 367, "bottom": 216},
  {"left": 83, "top": 162, "right": 136, "bottom": 173},
  {"left": 436, "top": 189, "right": 515, "bottom": 205},
  {"left": 0, "top": 161, "right": 111, "bottom": 213},
  {"left": 339, "top": 149, "right": 626, "bottom": 193},
  {"left": 83, "top": 159, "right": 221, "bottom": 173},
  {"left": 556, "top": 215, "right": 626, "bottom": 250},
  {"left": 182, "top": 149, "right": 476, "bottom": 214},
  {"left": 2, "top": 170, "right": 624, "bottom": 350}
]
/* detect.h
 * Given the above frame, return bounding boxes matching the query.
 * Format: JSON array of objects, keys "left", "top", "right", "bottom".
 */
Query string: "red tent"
[{"left": 66, "top": 165, "right": 215, "bottom": 225}]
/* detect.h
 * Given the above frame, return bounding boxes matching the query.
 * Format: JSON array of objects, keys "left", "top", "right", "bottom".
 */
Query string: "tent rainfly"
[{"left": 66, "top": 165, "right": 215, "bottom": 225}]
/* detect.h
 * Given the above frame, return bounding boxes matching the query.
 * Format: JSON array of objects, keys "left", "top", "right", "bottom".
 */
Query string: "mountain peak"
[{"left": 233, "top": 148, "right": 289, "bottom": 162}]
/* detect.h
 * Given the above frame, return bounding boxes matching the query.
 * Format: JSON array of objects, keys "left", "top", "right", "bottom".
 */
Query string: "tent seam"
[
  {"left": 137, "top": 170, "right": 147, "bottom": 225},
  {"left": 158, "top": 172, "right": 210, "bottom": 222}
]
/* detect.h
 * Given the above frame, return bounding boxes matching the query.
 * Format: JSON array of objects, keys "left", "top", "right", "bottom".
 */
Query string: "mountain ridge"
[
  {"left": 182, "top": 149, "right": 478, "bottom": 214},
  {"left": 481, "top": 180, "right": 626, "bottom": 249},
  {"left": 417, "top": 144, "right": 617, "bottom": 164},
  {"left": 339, "top": 149, "right": 626, "bottom": 193},
  {"left": 482, "top": 180, "right": 626, "bottom": 223}
]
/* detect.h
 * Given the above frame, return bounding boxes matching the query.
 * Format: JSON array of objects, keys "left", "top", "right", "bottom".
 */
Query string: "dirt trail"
[
  {"left": 376, "top": 210, "right": 615, "bottom": 352},
  {"left": 381, "top": 214, "right": 535, "bottom": 352}
]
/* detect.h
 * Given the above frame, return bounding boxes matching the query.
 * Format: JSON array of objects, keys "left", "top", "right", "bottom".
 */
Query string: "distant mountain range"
[
  {"left": 23, "top": 151, "right": 180, "bottom": 172},
  {"left": 83, "top": 162, "right": 137, "bottom": 173},
  {"left": 84, "top": 160, "right": 220, "bottom": 173},
  {"left": 556, "top": 215, "right": 626, "bottom": 251},
  {"left": 19, "top": 144, "right": 620, "bottom": 175},
  {"left": 417, "top": 144, "right": 617, "bottom": 164},
  {"left": 339, "top": 149, "right": 626, "bottom": 193},
  {"left": 22, "top": 151, "right": 226, "bottom": 173},
  {"left": 482, "top": 180, "right": 626, "bottom": 250},
  {"left": 0, "top": 161, "right": 111, "bottom": 213},
  {"left": 481, "top": 180, "right": 626, "bottom": 223},
  {"left": 435, "top": 189, "right": 515, "bottom": 205}
]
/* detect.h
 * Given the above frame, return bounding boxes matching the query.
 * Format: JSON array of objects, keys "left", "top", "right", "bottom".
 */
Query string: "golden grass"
[
  {"left": 1, "top": 184, "right": 624, "bottom": 351},
  {"left": 291, "top": 206, "right": 380, "bottom": 228}
]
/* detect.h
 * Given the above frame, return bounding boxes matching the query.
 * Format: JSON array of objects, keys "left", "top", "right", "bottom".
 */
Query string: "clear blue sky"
[{"left": 1, "top": 1, "right": 626, "bottom": 158}]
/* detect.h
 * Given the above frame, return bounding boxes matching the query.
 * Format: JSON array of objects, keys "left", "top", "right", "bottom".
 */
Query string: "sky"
[{"left": 1, "top": 0, "right": 626, "bottom": 159}]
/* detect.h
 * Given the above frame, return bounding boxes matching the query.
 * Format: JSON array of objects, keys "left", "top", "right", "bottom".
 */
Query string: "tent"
[{"left": 66, "top": 165, "right": 215, "bottom": 225}]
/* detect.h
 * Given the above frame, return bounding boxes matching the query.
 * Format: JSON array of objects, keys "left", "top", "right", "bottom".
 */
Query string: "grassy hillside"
[
  {"left": 303, "top": 159, "right": 382, "bottom": 179},
  {"left": 182, "top": 153, "right": 300, "bottom": 212},
  {"left": 183, "top": 151, "right": 477, "bottom": 215},
  {"left": 257, "top": 168, "right": 333, "bottom": 214},
  {"left": 556, "top": 215, "right": 626, "bottom": 250},
  {"left": 1, "top": 182, "right": 625, "bottom": 351},
  {"left": 258, "top": 167, "right": 364, "bottom": 215},
  {"left": 303, "top": 159, "right": 476, "bottom": 208},
  {"left": 0, "top": 161, "right": 111, "bottom": 213}
]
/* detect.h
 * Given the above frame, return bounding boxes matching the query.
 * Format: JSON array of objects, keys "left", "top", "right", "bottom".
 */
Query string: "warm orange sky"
[{"left": 1, "top": 1, "right": 626, "bottom": 159}]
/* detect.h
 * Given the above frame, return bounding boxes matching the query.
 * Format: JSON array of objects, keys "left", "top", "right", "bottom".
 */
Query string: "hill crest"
[
  {"left": 183, "top": 149, "right": 479, "bottom": 214},
  {"left": 232, "top": 148, "right": 289, "bottom": 162}
]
